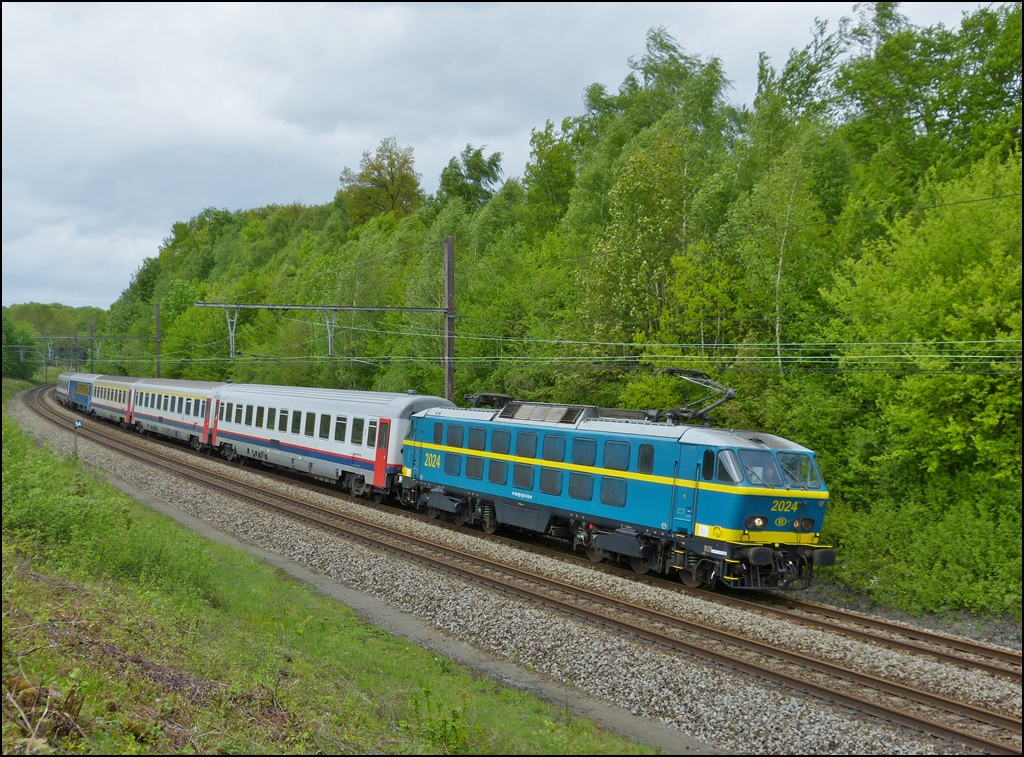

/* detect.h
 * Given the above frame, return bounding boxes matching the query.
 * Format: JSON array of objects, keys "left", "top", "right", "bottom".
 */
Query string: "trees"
[
  {"left": 437, "top": 144, "right": 503, "bottom": 211},
  {"left": 339, "top": 136, "right": 422, "bottom": 226}
]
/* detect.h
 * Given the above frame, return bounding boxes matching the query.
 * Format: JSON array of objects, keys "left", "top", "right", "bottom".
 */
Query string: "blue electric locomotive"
[{"left": 400, "top": 398, "right": 835, "bottom": 589}]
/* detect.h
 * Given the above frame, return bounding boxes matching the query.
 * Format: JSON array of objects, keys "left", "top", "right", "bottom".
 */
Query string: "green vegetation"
[
  {"left": 2, "top": 382, "right": 651, "bottom": 754},
  {"left": 5, "top": 4, "right": 1021, "bottom": 617}
]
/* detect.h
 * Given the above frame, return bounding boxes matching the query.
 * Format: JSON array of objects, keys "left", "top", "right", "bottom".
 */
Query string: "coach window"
[
  {"left": 701, "top": 450, "right": 715, "bottom": 481},
  {"left": 319, "top": 414, "right": 331, "bottom": 439},
  {"left": 164, "top": 396, "right": 170, "bottom": 411},
  {"left": 488, "top": 459, "right": 508, "bottom": 485},
  {"left": 235, "top": 404, "right": 243, "bottom": 424},
  {"left": 638, "top": 444, "right": 655, "bottom": 475},
  {"left": 219, "top": 404, "right": 225, "bottom": 421},
  {"left": 513, "top": 463, "right": 535, "bottom": 490},
  {"left": 569, "top": 472, "right": 594, "bottom": 501},
  {"left": 291, "top": 410, "right": 301, "bottom": 434},
  {"left": 224, "top": 402, "right": 233, "bottom": 422},
  {"left": 516, "top": 431, "right": 538, "bottom": 459},
  {"left": 433, "top": 422, "right": 443, "bottom": 445},
  {"left": 716, "top": 449, "right": 742, "bottom": 483},
  {"left": 186, "top": 398, "right": 193, "bottom": 415},
  {"left": 367, "top": 420, "right": 378, "bottom": 448},
  {"left": 446, "top": 423, "right": 463, "bottom": 448},
  {"left": 540, "top": 468, "right": 562, "bottom": 496},
  {"left": 352, "top": 418, "right": 365, "bottom": 445},
  {"left": 377, "top": 422, "right": 389, "bottom": 449},
  {"left": 267, "top": 408, "right": 276, "bottom": 429},
  {"left": 600, "top": 477, "right": 627, "bottom": 507},
  {"left": 572, "top": 438, "right": 596, "bottom": 467},
  {"left": 542, "top": 434, "right": 566, "bottom": 462},
  {"left": 302, "top": 412, "right": 314, "bottom": 437},
  {"left": 279, "top": 410, "right": 289, "bottom": 432},
  {"left": 178, "top": 397, "right": 185, "bottom": 414},
  {"left": 468, "top": 426, "right": 486, "bottom": 451},
  {"left": 491, "top": 429, "right": 510, "bottom": 456},
  {"left": 246, "top": 405, "right": 254, "bottom": 426},
  {"left": 334, "top": 416, "right": 347, "bottom": 442},
  {"left": 199, "top": 401, "right": 205, "bottom": 417},
  {"left": 256, "top": 407, "right": 265, "bottom": 428}
]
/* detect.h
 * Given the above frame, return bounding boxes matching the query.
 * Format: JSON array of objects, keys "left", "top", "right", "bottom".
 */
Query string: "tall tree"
[
  {"left": 437, "top": 144, "right": 503, "bottom": 210},
  {"left": 340, "top": 137, "right": 422, "bottom": 225}
]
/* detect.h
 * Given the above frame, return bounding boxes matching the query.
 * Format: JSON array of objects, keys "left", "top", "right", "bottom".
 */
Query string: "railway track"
[{"left": 24, "top": 385, "right": 1023, "bottom": 754}]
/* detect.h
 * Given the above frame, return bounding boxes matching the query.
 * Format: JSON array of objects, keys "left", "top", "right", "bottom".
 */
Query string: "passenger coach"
[{"left": 211, "top": 385, "right": 453, "bottom": 497}]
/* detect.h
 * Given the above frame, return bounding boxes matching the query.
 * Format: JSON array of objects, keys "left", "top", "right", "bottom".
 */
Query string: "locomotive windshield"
[
  {"left": 777, "top": 452, "right": 822, "bottom": 489},
  {"left": 737, "top": 449, "right": 784, "bottom": 487}
]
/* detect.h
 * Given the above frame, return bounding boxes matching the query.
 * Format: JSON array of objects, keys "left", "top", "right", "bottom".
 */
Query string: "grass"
[{"left": 2, "top": 380, "right": 653, "bottom": 754}]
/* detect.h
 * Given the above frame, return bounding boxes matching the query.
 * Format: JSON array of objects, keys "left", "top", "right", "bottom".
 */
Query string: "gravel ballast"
[{"left": 12, "top": 396, "right": 1021, "bottom": 754}]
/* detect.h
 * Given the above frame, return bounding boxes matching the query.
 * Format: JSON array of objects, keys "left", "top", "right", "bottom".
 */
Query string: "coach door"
[{"left": 372, "top": 418, "right": 391, "bottom": 487}]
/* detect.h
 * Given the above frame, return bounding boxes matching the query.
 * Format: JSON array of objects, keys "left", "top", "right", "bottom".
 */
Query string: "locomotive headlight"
[{"left": 745, "top": 516, "right": 767, "bottom": 530}]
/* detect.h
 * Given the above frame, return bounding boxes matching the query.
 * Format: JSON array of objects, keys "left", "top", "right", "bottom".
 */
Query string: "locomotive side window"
[
  {"left": 540, "top": 468, "right": 562, "bottom": 495},
  {"left": 465, "top": 456, "right": 483, "bottom": 479},
  {"left": 352, "top": 418, "right": 365, "bottom": 445},
  {"left": 304, "top": 412, "right": 316, "bottom": 437},
  {"left": 516, "top": 432, "right": 537, "bottom": 458},
  {"left": 291, "top": 410, "right": 301, "bottom": 434},
  {"left": 433, "top": 422, "right": 443, "bottom": 445},
  {"left": 600, "top": 477, "right": 627, "bottom": 507},
  {"left": 569, "top": 472, "right": 594, "bottom": 501},
  {"left": 468, "top": 426, "right": 486, "bottom": 451},
  {"left": 446, "top": 424, "right": 463, "bottom": 448},
  {"left": 491, "top": 429, "right": 511, "bottom": 455},
  {"left": 513, "top": 463, "right": 535, "bottom": 490},
  {"left": 235, "top": 405, "right": 243, "bottom": 424},
  {"left": 488, "top": 459, "right": 507, "bottom": 484},
  {"left": 267, "top": 408, "right": 276, "bottom": 429},
  {"left": 444, "top": 452, "right": 462, "bottom": 476},
  {"left": 334, "top": 415, "right": 347, "bottom": 442},
  {"left": 702, "top": 450, "right": 715, "bottom": 480},
  {"left": 572, "top": 438, "right": 596, "bottom": 466},
  {"left": 279, "top": 410, "right": 289, "bottom": 432},
  {"left": 716, "top": 450, "right": 742, "bottom": 483},
  {"left": 319, "top": 414, "right": 331, "bottom": 439},
  {"left": 542, "top": 435, "right": 566, "bottom": 462},
  {"left": 256, "top": 407, "right": 265, "bottom": 428},
  {"left": 377, "top": 422, "right": 389, "bottom": 449},
  {"left": 604, "top": 441, "right": 630, "bottom": 471},
  {"left": 638, "top": 444, "right": 655, "bottom": 474}
]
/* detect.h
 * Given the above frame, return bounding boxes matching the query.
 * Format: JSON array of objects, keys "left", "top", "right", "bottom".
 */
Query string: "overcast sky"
[{"left": 2, "top": 2, "right": 981, "bottom": 310}]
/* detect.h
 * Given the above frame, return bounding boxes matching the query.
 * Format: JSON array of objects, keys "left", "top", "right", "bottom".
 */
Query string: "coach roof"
[{"left": 219, "top": 384, "right": 455, "bottom": 419}]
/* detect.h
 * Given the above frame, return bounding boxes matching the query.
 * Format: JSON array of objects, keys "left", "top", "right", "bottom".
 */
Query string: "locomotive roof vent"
[{"left": 497, "top": 401, "right": 598, "bottom": 424}]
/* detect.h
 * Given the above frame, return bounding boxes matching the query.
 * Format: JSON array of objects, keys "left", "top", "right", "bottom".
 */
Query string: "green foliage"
[
  {"left": 339, "top": 136, "right": 422, "bottom": 225},
  {"left": 15, "top": 7, "right": 1021, "bottom": 618},
  {"left": 438, "top": 144, "right": 503, "bottom": 211}
]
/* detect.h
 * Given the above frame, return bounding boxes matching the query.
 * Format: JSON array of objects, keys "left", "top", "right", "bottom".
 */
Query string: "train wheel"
[
  {"left": 372, "top": 491, "right": 385, "bottom": 504},
  {"left": 453, "top": 510, "right": 469, "bottom": 527},
  {"left": 629, "top": 557, "right": 650, "bottom": 575},
  {"left": 426, "top": 507, "right": 440, "bottom": 520},
  {"left": 586, "top": 547, "right": 603, "bottom": 563},
  {"left": 678, "top": 568, "right": 703, "bottom": 588},
  {"left": 482, "top": 516, "right": 498, "bottom": 535}
]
